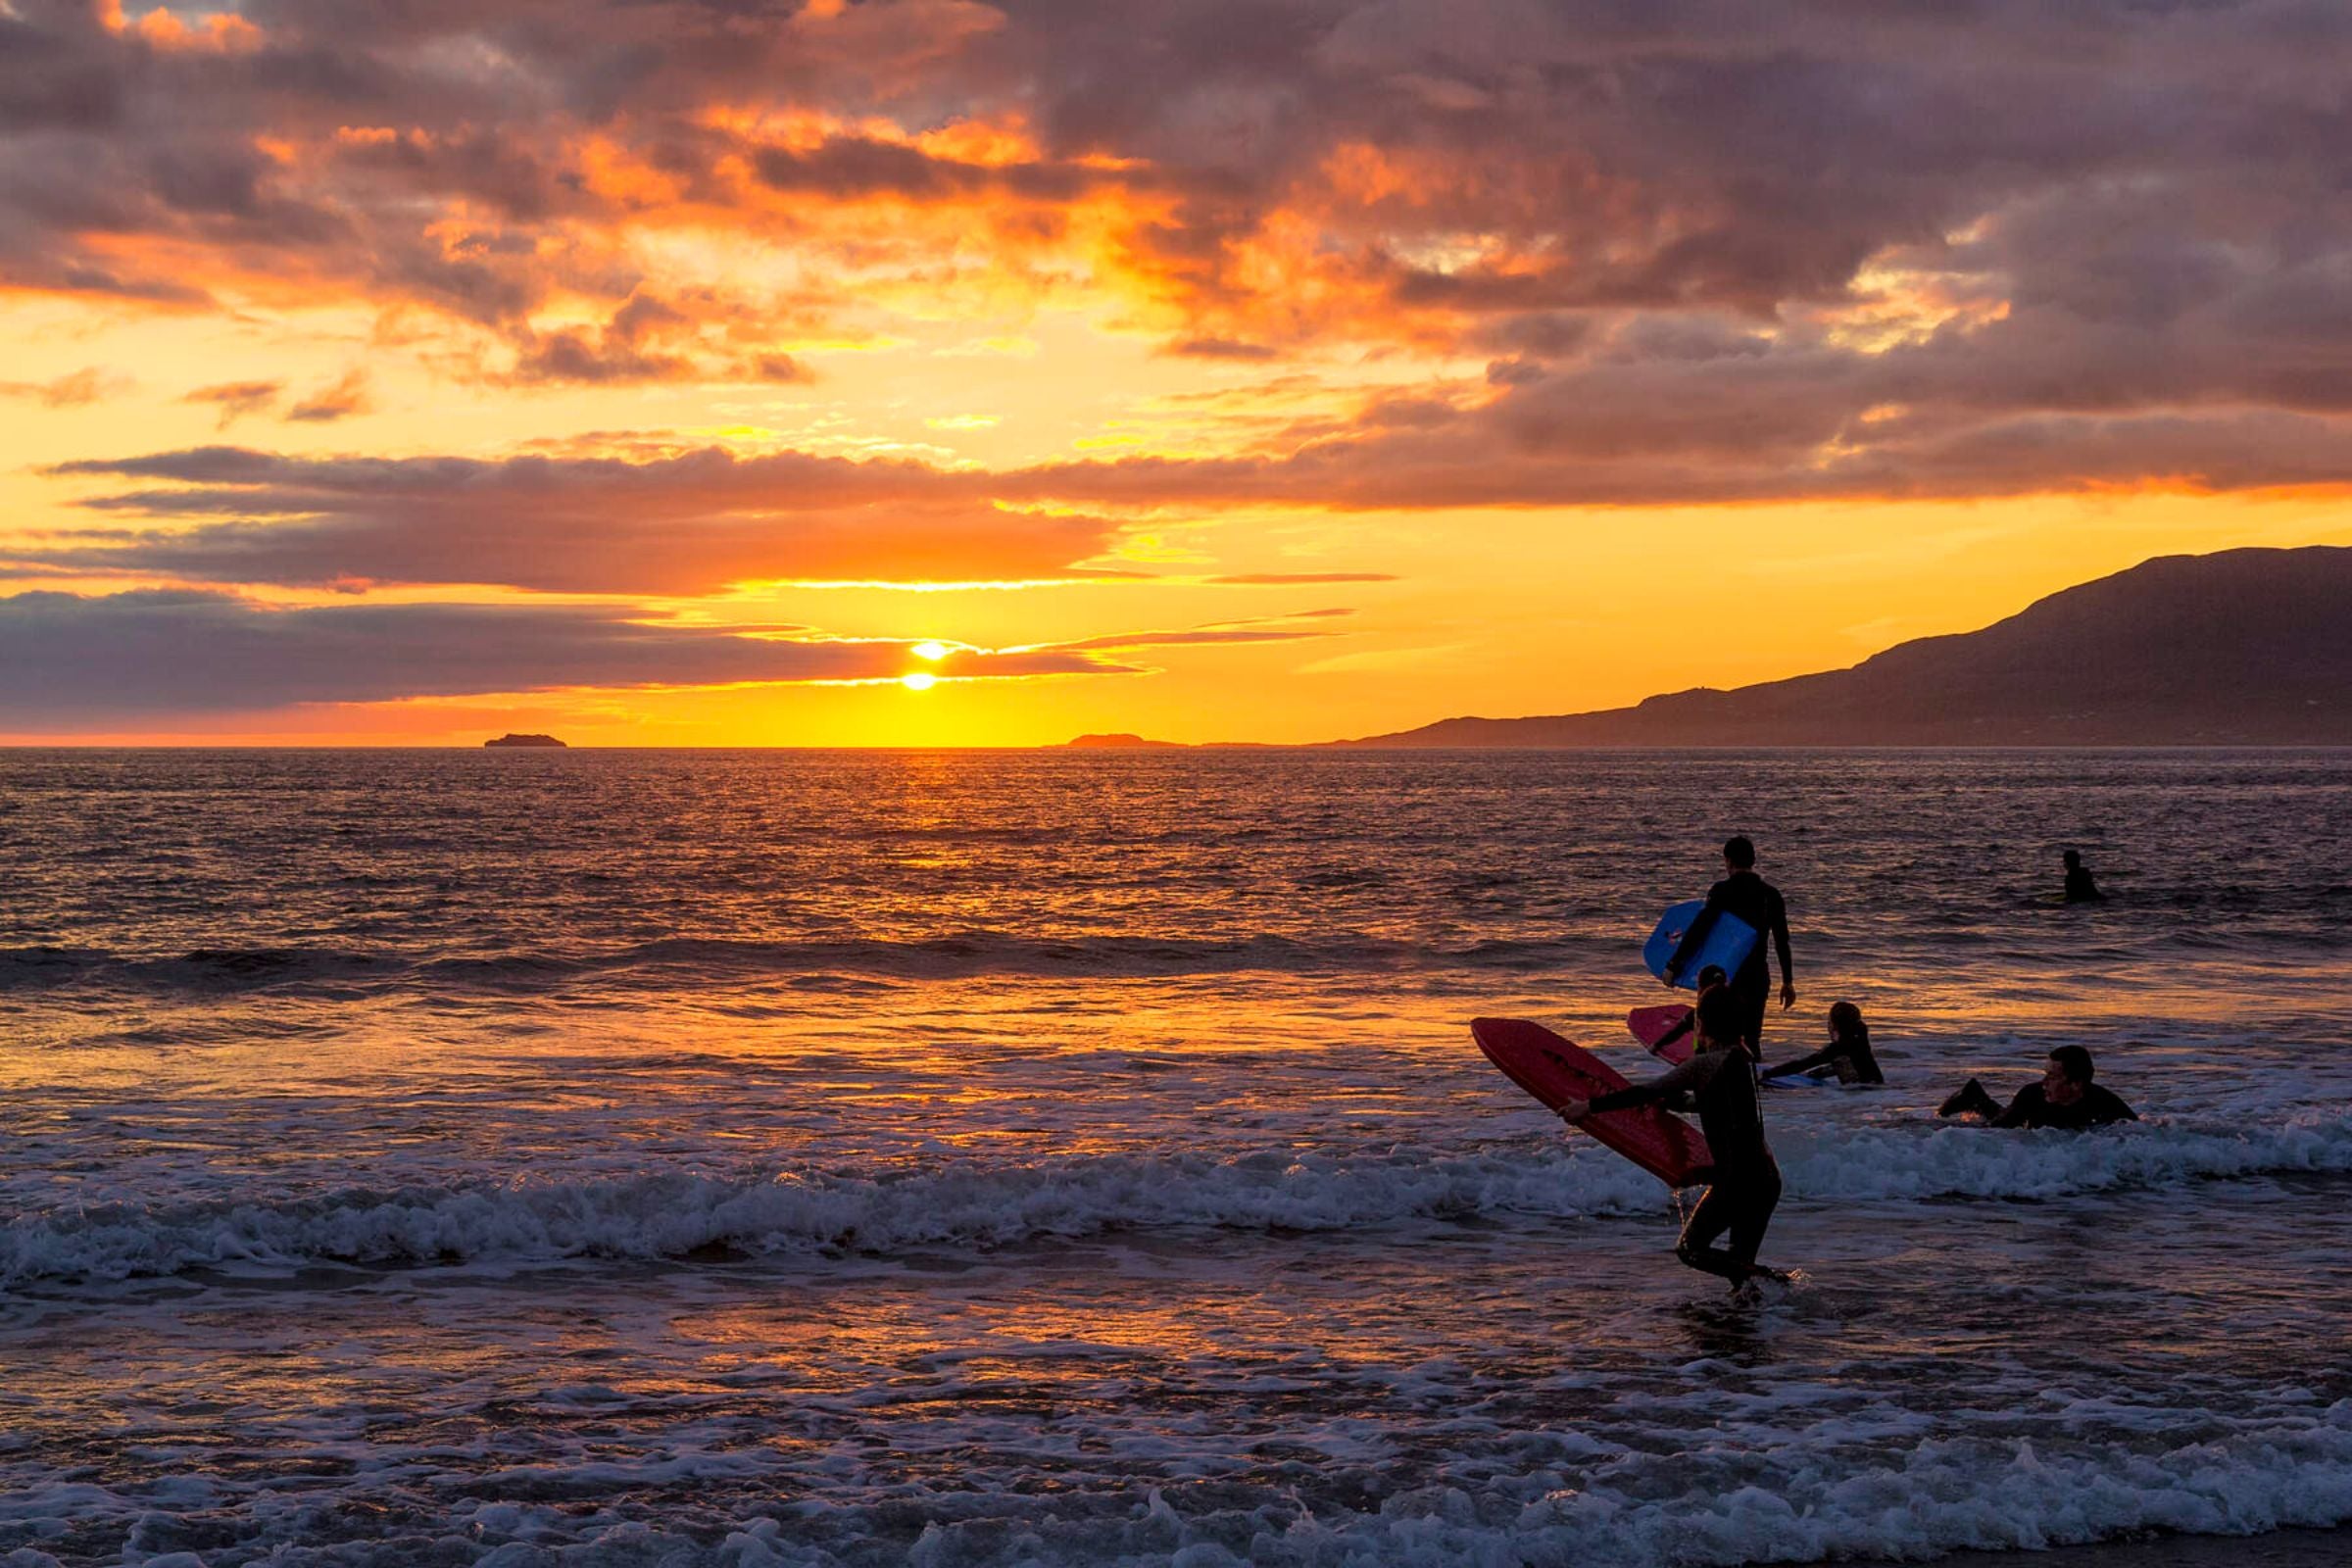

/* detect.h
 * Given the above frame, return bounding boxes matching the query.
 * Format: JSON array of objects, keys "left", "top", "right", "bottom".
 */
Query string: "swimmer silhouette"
[{"left": 2062, "top": 850, "right": 2106, "bottom": 904}]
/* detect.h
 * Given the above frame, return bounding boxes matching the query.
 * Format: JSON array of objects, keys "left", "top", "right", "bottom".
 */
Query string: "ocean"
[{"left": 3, "top": 748, "right": 2350, "bottom": 1567}]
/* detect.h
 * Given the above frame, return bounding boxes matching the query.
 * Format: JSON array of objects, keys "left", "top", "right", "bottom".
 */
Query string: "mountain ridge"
[{"left": 1332, "top": 546, "right": 2352, "bottom": 747}]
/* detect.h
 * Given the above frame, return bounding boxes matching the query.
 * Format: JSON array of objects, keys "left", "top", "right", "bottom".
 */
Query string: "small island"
[
  {"left": 1062, "top": 733, "right": 1183, "bottom": 749},
  {"left": 484, "top": 733, "right": 567, "bottom": 749}
]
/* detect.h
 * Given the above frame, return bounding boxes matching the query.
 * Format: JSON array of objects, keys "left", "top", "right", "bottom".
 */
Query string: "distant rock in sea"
[
  {"left": 484, "top": 733, "right": 567, "bottom": 749},
  {"left": 1063, "top": 733, "right": 1183, "bottom": 749}
]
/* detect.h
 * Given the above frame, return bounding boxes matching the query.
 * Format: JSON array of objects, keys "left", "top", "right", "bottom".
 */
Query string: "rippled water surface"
[{"left": 3, "top": 749, "right": 2350, "bottom": 1566}]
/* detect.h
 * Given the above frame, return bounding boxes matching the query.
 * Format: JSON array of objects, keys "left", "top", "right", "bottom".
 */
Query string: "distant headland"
[
  {"left": 1331, "top": 546, "right": 2352, "bottom": 748},
  {"left": 484, "top": 733, "right": 567, "bottom": 749}
]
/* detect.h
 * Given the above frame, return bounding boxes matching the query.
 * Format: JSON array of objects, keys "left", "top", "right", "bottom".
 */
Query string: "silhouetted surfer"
[
  {"left": 1936, "top": 1046, "right": 2136, "bottom": 1129},
  {"left": 2062, "top": 850, "right": 2106, "bottom": 903},
  {"left": 1561, "top": 986, "right": 1784, "bottom": 1298},
  {"left": 1662, "top": 835, "right": 1794, "bottom": 1059},
  {"left": 1764, "top": 1002, "right": 1883, "bottom": 1086}
]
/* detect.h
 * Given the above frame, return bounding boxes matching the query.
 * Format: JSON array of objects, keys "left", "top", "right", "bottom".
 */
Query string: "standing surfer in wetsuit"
[
  {"left": 1661, "top": 835, "right": 1794, "bottom": 1060},
  {"left": 1560, "top": 986, "right": 1784, "bottom": 1298}
]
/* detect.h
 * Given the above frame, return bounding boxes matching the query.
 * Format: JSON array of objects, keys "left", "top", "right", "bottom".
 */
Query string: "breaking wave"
[{"left": 8, "top": 1110, "right": 2347, "bottom": 1290}]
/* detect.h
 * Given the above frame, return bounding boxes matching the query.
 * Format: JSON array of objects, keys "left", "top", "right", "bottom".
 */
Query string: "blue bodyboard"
[{"left": 1642, "top": 899, "right": 1759, "bottom": 989}]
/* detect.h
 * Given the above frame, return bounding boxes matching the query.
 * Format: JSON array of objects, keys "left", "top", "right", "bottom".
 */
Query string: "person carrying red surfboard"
[
  {"left": 1662, "top": 835, "right": 1795, "bottom": 1060},
  {"left": 1560, "top": 986, "right": 1785, "bottom": 1298}
]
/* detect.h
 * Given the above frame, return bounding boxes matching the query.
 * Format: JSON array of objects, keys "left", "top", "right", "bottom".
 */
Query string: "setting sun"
[{"left": 901, "top": 671, "right": 940, "bottom": 693}]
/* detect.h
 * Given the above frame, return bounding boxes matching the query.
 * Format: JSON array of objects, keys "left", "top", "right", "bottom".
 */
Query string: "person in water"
[
  {"left": 1645, "top": 964, "right": 1729, "bottom": 1057},
  {"left": 1662, "top": 835, "right": 1795, "bottom": 1060},
  {"left": 1764, "top": 1001, "right": 1884, "bottom": 1085},
  {"left": 1937, "top": 1045, "right": 2136, "bottom": 1129},
  {"left": 1561, "top": 986, "right": 1783, "bottom": 1296},
  {"left": 2062, "top": 850, "right": 2106, "bottom": 904}
]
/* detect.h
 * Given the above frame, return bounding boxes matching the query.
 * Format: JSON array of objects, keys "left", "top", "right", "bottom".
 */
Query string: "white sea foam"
[
  {"left": 4, "top": 1405, "right": 2349, "bottom": 1566},
  {"left": 1781, "top": 1106, "right": 2352, "bottom": 1202},
  {"left": 5, "top": 1108, "right": 2346, "bottom": 1288}
]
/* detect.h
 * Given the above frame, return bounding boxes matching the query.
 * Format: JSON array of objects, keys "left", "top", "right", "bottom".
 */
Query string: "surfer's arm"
[
  {"left": 1665, "top": 892, "right": 1725, "bottom": 980},
  {"left": 1762, "top": 1046, "right": 1836, "bottom": 1079},
  {"left": 1578, "top": 1055, "right": 1710, "bottom": 1119}
]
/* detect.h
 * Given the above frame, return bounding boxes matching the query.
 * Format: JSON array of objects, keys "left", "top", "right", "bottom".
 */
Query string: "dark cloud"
[
  {"left": 38, "top": 445, "right": 1129, "bottom": 593},
  {"left": 513, "top": 327, "right": 696, "bottom": 385},
  {"left": 0, "top": 588, "right": 1134, "bottom": 724},
  {"left": 745, "top": 134, "right": 1102, "bottom": 203},
  {"left": 1161, "top": 337, "right": 1280, "bottom": 361},
  {"left": 1035, "top": 624, "right": 1344, "bottom": 654}
]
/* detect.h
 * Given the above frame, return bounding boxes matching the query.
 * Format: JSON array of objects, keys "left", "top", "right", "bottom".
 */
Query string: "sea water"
[{"left": 1, "top": 749, "right": 2349, "bottom": 1567}]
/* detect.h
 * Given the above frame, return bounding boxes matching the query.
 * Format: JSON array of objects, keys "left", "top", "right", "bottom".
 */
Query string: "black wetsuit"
[
  {"left": 2064, "top": 866, "right": 2105, "bottom": 903},
  {"left": 1765, "top": 1033, "right": 1884, "bottom": 1086},
  {"left": 1588, "top": 1048, "right": 1780, "bottom": 1283},
  {"left": 1940, "top": 1077, "right": 2136, "bottom": 1128},
  {"left": 1667, "top": 871, "right": 1793, "bottom": 1058},
  {"left": 1992, "top": 1081, "right": 2134, "bottom": 1129}
]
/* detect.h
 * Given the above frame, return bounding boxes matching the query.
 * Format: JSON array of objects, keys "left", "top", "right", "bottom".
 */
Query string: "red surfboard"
[
  {"left": 1472, "top": 1017, "right": 1713, "bottom": 1188},
  {"left": 1628, "top": 1004, "right": 1696, "bottom": 1065}
]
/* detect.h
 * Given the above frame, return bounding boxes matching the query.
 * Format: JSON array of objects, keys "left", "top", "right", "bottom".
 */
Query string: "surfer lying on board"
[
  {"left": 1561, "top": 986, "right": 1784, "bottom": 1296},
  {"left": 1763, "top": 1002, "right": 1884, "bottom": 1086},
  {"left": 1662, "top": 835, "right": 1795, "bottom": 1059},
  {"left": 1936, "top": 1046, "right": 2136, "bottom": 1129}
]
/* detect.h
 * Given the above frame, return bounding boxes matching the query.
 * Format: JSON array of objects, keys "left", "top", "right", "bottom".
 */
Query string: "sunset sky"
[{"left": 6, "top": 0, "right": 2351, "bottom": 744}]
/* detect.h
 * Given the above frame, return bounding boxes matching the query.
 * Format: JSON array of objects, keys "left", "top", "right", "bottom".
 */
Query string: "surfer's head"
[
  {"left": 1696, "top": 964, "right": 1729, "bottom": 990},
  {"left": 2049, "top": 1045, "right": 2094, "bottom": 1084},
  {"left": 1829, "top": 1001, "right": 1866, "bottom": 1044},
  {"left": 1694, "top": 985, "right": 1744, "bottom": 1051},
  {"left": 1723, "top": 835, "right": 1755, "bottom": 869},
  {"left": 2043, "top": 1046, "right": 2094, "bottom": 1104},
  {"left": 2063, "top": 849, "right": 2082, "bottom": 868}
]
